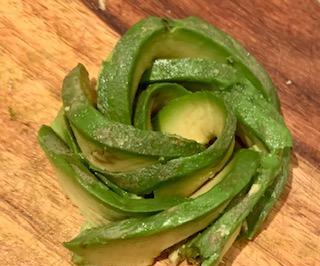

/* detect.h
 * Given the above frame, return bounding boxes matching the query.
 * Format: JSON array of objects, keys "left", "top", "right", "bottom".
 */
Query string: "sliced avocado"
[
  {"left": 62, "top": 64, "right": 204, "bottom": 173},
  {"left": 37, "top": 16, "right": 293, "bottom": 266},
  {"left": 38, "top": 126, "right": 188, "bottom": 225},
  {"left": 143, "top": 58, "right": 240, "bottom": 90},
  {"left": 152, "top": 91, "right": 234, "bottom": 197},
  {"left": 98, "top": 16, "right": 279, "bottom": 126},
  {"left": 245, "top": 148, "right": 291, "bottom": 239},
  {"left": 181, "top": 154, "right": 281, "bottom": 266},
  {"left": 140, "top": 57, "right": 290, "bottom": 152},
  {"left": 64, "top": 149, "right": 260, "bottom": 266},
  {"left": 100, "top": 93, "right": 236, "bottom": 195},
  {"left": 154, "top": 92, "right": 226, "bottom": 144},
  {"left": 139, "top": 57, "right": 290, "bottom": 152},
  {"left": 190, "top": 149, "right": 236, "bottom": 199},
  {"left": 154, "top": 140, "right": 234, "bottom": 199},
  {"left": 51, "top": 108, "right": 80, "bottom": 155},
  {"left": 215, "top": 83, "right": 292, "bottom": 152},
  {"left": 134, "top": 83, "right": 190, "bottom": 130}
]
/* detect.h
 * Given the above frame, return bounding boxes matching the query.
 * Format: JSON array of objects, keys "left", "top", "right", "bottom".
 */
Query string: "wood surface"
[{"left": 0, "top": 0, "right": 319, "bottom": 266}]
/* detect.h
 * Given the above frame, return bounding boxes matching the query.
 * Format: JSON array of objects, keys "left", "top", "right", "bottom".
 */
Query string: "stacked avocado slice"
[{"left": 38, "top": 16, "right": 292, "bottom": 266}]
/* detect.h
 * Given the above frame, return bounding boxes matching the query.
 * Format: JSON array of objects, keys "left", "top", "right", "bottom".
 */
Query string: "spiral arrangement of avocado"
[{"left": 38, "top": 16, "right": 292, "bottom": 266}]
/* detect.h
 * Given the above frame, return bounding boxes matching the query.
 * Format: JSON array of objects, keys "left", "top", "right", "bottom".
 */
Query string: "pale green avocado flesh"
[
  {"left": 155, "top": 91, "right": 226, "bottom": 144},
  {"left": 134, "top": 82, "right": 190, "bottom": 130}
]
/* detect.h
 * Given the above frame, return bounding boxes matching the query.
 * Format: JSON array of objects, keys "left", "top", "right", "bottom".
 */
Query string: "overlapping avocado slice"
[
  {"left": 153, "top": 91, "right": 235, "bottom": 197},
  {"left": 64, "top": 150, "right": 260, "bottom": 266},
  {"left": 62, "top": 64, "right": 204, "bottom": 173},
  {"left": 180, "top": 154, "right": 281, "bottom": 266},
  {"left": 97, "top": 16, "right": 280, "bottom": 126},
  {"left": 38, "top": 126, "right": 187, "bottom": 225},
  {"left": 38, "top": 16, "right": 292, "bottom": 266}
]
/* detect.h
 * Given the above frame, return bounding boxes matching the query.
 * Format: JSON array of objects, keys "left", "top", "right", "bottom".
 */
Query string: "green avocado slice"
[
  {"left": 134, "top": 82, "right": 190, "bottom": 130},
  {"left": 62, "top": 64, "right": 204, "bottom": 172},
  {"left": 38, "top": 125, "right": 188, "bottom": 225},
  {"left": 154, "top": 91, "right": 227, "bottom": 144},
  {"left": 64, "top": 149, "right": 260, "bottom": 266},
  {"left": 139, "top": 56, "right": 291, "bottom": 151},
  {"left": 181, "top": 154, "right": 281, "bottom": 266},
  {"left": 152, "top": 91, "right": 234, "bottom": 197},
  {"left": 216, "top": 83, "right": 292, "bottom": 151},
  {"left": 245, "top": 148, "right": 291, "bottom": 239},
  {"left": 143, "top": 58, "right": 240, "bottom": 90},
  {"left": 97, "top": 16, "right": 279, "bottom": 126},
  {"left": 98, "top": 93, "right": 236, "bottom": 195},
  {"left": 141, "top": 57, "right": 291, "bottom": 152},
  {"left": 51, "top": 108, "right": 80, "bottom": 155}
]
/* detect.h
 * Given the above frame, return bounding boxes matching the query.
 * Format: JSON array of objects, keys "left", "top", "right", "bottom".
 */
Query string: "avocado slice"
[
  {"left": 62, "top": 64, "right": 204, "bottom": 173},
  {"left": 143, "top": 58, "right": 240, "bottom": 90},
  {"left": 181, "top": 154, "right": 281, "bottom": 266},
  {"left": 134, "top": 82, "right": 190, "bottom": 130},
  {"left": 141, "top": 57, "right": 291, "bottom": 151},
  {"left": 155, "top": 92, "right": 227, "bottom": 144},
  {"left": 152, "top": 91, "right": 235, "bottom": 197},
  {"left": 51, "top": 107, "right": 80, "bottom": 155},
  {"left": 245, "top": 148, "right": 291, "bottom": 239},
  {"left": 64, "top": 149, "right": 260, "bottom": 266},
  {"left": 215, "top": 83, "right": 292, "bottom": 151},
  {"left": 99, "top": 92, "right": 236, "bottom": 195},
  {"left": 38, "top": 125, "right": 188, "bottom": 225},
  {"left": 97, "top": 16, "right": 279, "bottom": 126}
]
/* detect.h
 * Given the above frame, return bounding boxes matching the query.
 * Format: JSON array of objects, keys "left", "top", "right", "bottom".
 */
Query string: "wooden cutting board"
[{"left": 0, "top": 0, "right": 319, "bottom": 265}]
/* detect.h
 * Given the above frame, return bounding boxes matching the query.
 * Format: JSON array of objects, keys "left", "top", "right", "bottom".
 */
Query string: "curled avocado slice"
[
  {"left": 134, "top": 82, "right": 190, "bottom": 130},
  {"left": 142, "top": 57, "right": 292, "bottom": 152},
  {"left": 38, "top": 126, "right": 187, "bottom": 225},
  {"left": 153, "top": 91, "right": 235, "bottom": 197},
  {"left": 99, "top": 92, "right": 236, "bottom": 195},
  {"left": 98, "top": 16, "right": 279, "bottom": 126},
  {"left": 64, "top": 149, "right": 260, "bottom": 266},
  {"left": 143, "top": 58, "right": 240, "bottom": 89},
  {"left": 216, "top": 83, "right": 292, "bottom": 152},
  {"left": 155, "top": 91, "right": 227, "bottom": 144},
  {"left": 181, "top": 154, "right": 281, "bottom": 266},
  {"left": 62, "top": 64, "right": 204, "bottom": 172},
  {"left": 245, "top": 148, "right": 291, "bottom": 239}
]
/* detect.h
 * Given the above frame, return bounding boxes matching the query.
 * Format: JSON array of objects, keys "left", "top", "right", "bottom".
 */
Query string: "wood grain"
[{"left": 0, "top": 0, "right": 319, "bottom": 266}]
